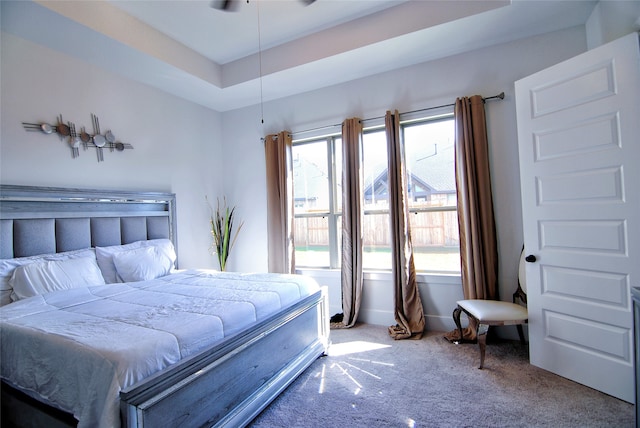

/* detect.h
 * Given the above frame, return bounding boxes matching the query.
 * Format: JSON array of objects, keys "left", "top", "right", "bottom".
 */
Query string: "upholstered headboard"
[{"left": 0, "top": 185, "right": 177, "bottom": 265}]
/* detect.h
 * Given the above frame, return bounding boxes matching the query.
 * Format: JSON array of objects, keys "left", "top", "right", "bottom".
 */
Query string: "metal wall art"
[{"left": 22, "top": 114, "right": 133, "bottom": 162}]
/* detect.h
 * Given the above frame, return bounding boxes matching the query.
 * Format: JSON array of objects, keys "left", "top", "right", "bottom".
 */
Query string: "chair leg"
[
  {"left": 516, "top": 324, "right": 525, "bottom": 344},
  {"left": 452, "top": 306, "right": 463, "bottom": 343},
  {"left": 477, "top": 323, "right": 489, "bottom": 369}
]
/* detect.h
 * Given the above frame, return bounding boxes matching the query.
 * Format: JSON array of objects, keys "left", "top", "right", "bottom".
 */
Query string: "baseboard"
[{"left": 354, "top": 310, "right": 466, "bottom": 335}]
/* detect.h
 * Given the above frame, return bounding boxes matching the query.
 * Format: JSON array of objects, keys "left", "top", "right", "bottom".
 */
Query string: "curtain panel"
[
  {"left": 264, "top": 131, "right": 295, "bottom": 274},
  {"left": 385, "top": 110, "right": 425, "bottom": 340},
  {"left": 444, "top": 95, "right": 499, "bottom": 342},
  {"left": 339, "top": 117, "right": 364, "bottom": 328}
]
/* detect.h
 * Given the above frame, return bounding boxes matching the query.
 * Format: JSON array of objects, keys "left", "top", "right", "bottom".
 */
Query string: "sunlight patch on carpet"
[
  {"left": 348, "top": 357, "right": 394, "bottom": 367},
  {"left": 328, "top": 340, "right": 391, "bottom": 357},
  {"left": 333, "top": 362, "right": 363, "bottom": 393},
  {"left": 317, "top": 363, "right": 327, "bottom": 394},
  {"left": 341, "top": 360, "right": 382, "bottom": 380}
]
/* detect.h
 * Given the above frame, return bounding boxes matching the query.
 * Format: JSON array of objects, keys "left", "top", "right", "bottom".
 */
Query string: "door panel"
[
  {"left": 534, "top": 113, "right": 619, "bottom": 161},
  {"left": 542, "top": 265, "right": 627, "bottom": 307},
  {"left": 530, "top": 60, "right": 616, "bottom": 116},
  {"left": 515, "top": 33, "right": 640, "bottom": 403},
  {"left": 540, "top": 220, "right": 626, "bottom": 253}
]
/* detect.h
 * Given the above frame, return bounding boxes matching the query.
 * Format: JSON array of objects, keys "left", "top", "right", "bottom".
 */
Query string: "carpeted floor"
[{"left": 250, "top": 323, "right": 634, "bottom": 427}]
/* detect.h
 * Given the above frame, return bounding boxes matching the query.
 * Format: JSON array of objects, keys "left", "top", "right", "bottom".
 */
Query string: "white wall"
[
  {"left": 586, "top": 0, "right": 640, "bottom": 50},
  {"left": 0, "top": 22, "right": 593, "bottom": 334},
  {"left": 221, "top": 27, "right": 588, "bottom": 333},
  {"left": 0, "top": 32, "right": 224, "bottom": 270}
]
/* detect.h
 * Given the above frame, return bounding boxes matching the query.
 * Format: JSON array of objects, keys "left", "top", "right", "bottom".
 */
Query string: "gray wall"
[
  {"left": 0, "top": 32, "right": 223, "bottom": 270},
  {"left": 2, "top": 1, "right": 638, "bottom": 333},
  {"left": 218, "top": 3, "right": 640, "bottom": 333},
  {"left": 220, "top": 27, "right": 588, "bottom": 333}
]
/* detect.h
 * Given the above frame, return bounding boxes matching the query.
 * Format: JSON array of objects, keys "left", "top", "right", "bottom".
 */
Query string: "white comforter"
[{"left": 0, "top": 269, "right": 320, "bottom": 428}]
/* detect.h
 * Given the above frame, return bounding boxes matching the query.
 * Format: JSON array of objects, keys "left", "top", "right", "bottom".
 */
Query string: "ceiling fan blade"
[
  {"left": 211, "top": 0, "right": 314, "bottom": 11},
  {"left": 210, "top": 0, "right": 239, "bottom": 11}
]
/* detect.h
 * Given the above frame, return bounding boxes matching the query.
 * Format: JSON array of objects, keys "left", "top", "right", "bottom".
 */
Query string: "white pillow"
[
  {"left": 0, "top": 248, "right": 96, "bottom": 292},
  {"left": 112, "top": 245, "right": 173, "bottom": 282},
  {"left": 9, "top": 257, "right": 106, "bottom": 301},
  {"left": 95, "top": 241, "right": 144, "bottom": 283},
  {"left": 96, "top": 239, "right": 176, "bottom": 284},
  {"left": 148, "top": 239, "right": 177, "bottom": 267}
]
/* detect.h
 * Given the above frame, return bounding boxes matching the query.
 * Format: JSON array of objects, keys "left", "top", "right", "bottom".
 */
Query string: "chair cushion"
[{"left": 457, "top": 299, "right": 528, "bottom": 322}]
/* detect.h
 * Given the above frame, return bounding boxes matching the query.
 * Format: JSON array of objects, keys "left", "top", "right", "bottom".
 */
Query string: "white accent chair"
[{"left": 453, "top": 250, "right": 528, "bottom": 368}]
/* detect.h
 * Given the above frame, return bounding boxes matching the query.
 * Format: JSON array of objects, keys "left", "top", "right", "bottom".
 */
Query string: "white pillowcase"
[
  {"left": 10, "top": 257, "right": 106, "bottom": 301},
  {"left": 95, "top": 241, "right": 144, "bottom": 283},
  {"left": 95, "top": 239, "right": 176, "bottom": 283},
  {"left": 0, "top": 248, "right": 96, "bottom": 293},
  {"left": 112, "top": 245, "right": 173, "bottom": 282}
]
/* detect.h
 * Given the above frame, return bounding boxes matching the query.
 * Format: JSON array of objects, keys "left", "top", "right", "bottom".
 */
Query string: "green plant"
[{"left": 207, "top": 196, "right": 244, "bottom": 271}]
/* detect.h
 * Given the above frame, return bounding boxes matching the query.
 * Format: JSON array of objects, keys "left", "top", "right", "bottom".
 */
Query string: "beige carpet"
[{"left": 250, "top": 323, "right": 634, "bottom": 427}]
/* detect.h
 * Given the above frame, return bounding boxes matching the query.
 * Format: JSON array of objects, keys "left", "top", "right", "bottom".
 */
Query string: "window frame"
[
  {"left": 401, "top": 113, "right": 457, "bottom": 220},
  {"left": 400, "top": 113, "right": 460, "bottom": 274},
  {"left": 292, "top": 110, "right": 459, "bottom": 273},
  {"left": 292, "top": 134, "right": 342, "bottom": 269}
]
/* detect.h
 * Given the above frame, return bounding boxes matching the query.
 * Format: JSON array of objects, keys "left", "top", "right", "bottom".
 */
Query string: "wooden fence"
[{"left": 294, "top": 211, "right": 459, "bottom": 249}]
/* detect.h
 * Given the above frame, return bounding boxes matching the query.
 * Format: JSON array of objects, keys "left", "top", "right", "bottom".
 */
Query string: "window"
[
  {"left": 292, "top": 136, "right": 341, "bottom": 268},
  {"left": 362, "top": 128, "right": 391, "bottom": 270},
  {"left": 293, "top": 114, "right": 460, "bottom": 274},
  {"left": 403, "top": 117, "right": 460, "bottom": 273}
]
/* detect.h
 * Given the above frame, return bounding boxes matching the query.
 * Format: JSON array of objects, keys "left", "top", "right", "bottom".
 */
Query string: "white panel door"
[{"left": 515, "top": 33, "right": 640, "bottom": 403}]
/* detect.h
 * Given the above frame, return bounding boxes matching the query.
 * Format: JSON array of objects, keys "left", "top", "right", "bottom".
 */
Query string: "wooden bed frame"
[{"left": 0, "top": 185, "right": 330, "bottom": 428}]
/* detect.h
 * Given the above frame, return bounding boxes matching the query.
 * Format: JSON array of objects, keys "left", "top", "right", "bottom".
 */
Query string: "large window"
[
  {"left": 293, "top": 114, "right": 460, "bottom": 273},
  {"left": 403, "top": 117, "right": 460, "bottom": 273},
  {"left": 362, "top": 128, "right": 391, "bottom": 270},
  {"left": 292, "top": 136, "right": 341, "bottom": 268}
]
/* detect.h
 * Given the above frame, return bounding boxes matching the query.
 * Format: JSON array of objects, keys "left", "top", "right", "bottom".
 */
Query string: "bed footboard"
[{"left": 120, "top": 287, "right": 329, "bottom": 428}]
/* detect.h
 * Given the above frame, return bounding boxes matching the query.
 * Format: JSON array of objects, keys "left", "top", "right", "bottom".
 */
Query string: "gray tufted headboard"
[{"left": 0, "top": 185, "right": 177, "bottom": 266}]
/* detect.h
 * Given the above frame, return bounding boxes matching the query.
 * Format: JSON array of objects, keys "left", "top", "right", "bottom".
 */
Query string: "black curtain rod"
[{"left": 288, "top": 91, "right": 505, "bottom": 138}]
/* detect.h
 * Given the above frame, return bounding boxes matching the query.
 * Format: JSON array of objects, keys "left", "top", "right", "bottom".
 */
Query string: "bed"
[{"left": 0, "top": 185, "right": 329, "bottom": 428}]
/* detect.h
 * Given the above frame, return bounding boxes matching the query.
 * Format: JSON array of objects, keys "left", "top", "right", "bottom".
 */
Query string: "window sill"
[{"left": 295, "top": 267, "right": 461, "bottom": 284}]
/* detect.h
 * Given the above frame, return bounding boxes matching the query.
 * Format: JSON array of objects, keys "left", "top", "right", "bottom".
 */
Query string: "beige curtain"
[
  {"left": 264, "top": 131, "right": 295, "bottom": 274},
  {"left": 338, "top": 117, "right": 364, "bottom": 328},
  {"left": 444, "top": 95, "right": 499, "bottom": 342},
  {"left": 385, "top": 110, "right": 425, "bottom": 340}
]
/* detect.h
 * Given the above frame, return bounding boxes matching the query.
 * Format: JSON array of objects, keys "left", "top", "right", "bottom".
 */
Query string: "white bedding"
[{"left": 0, "top": 269, "right": 320, "bottom": 428}]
